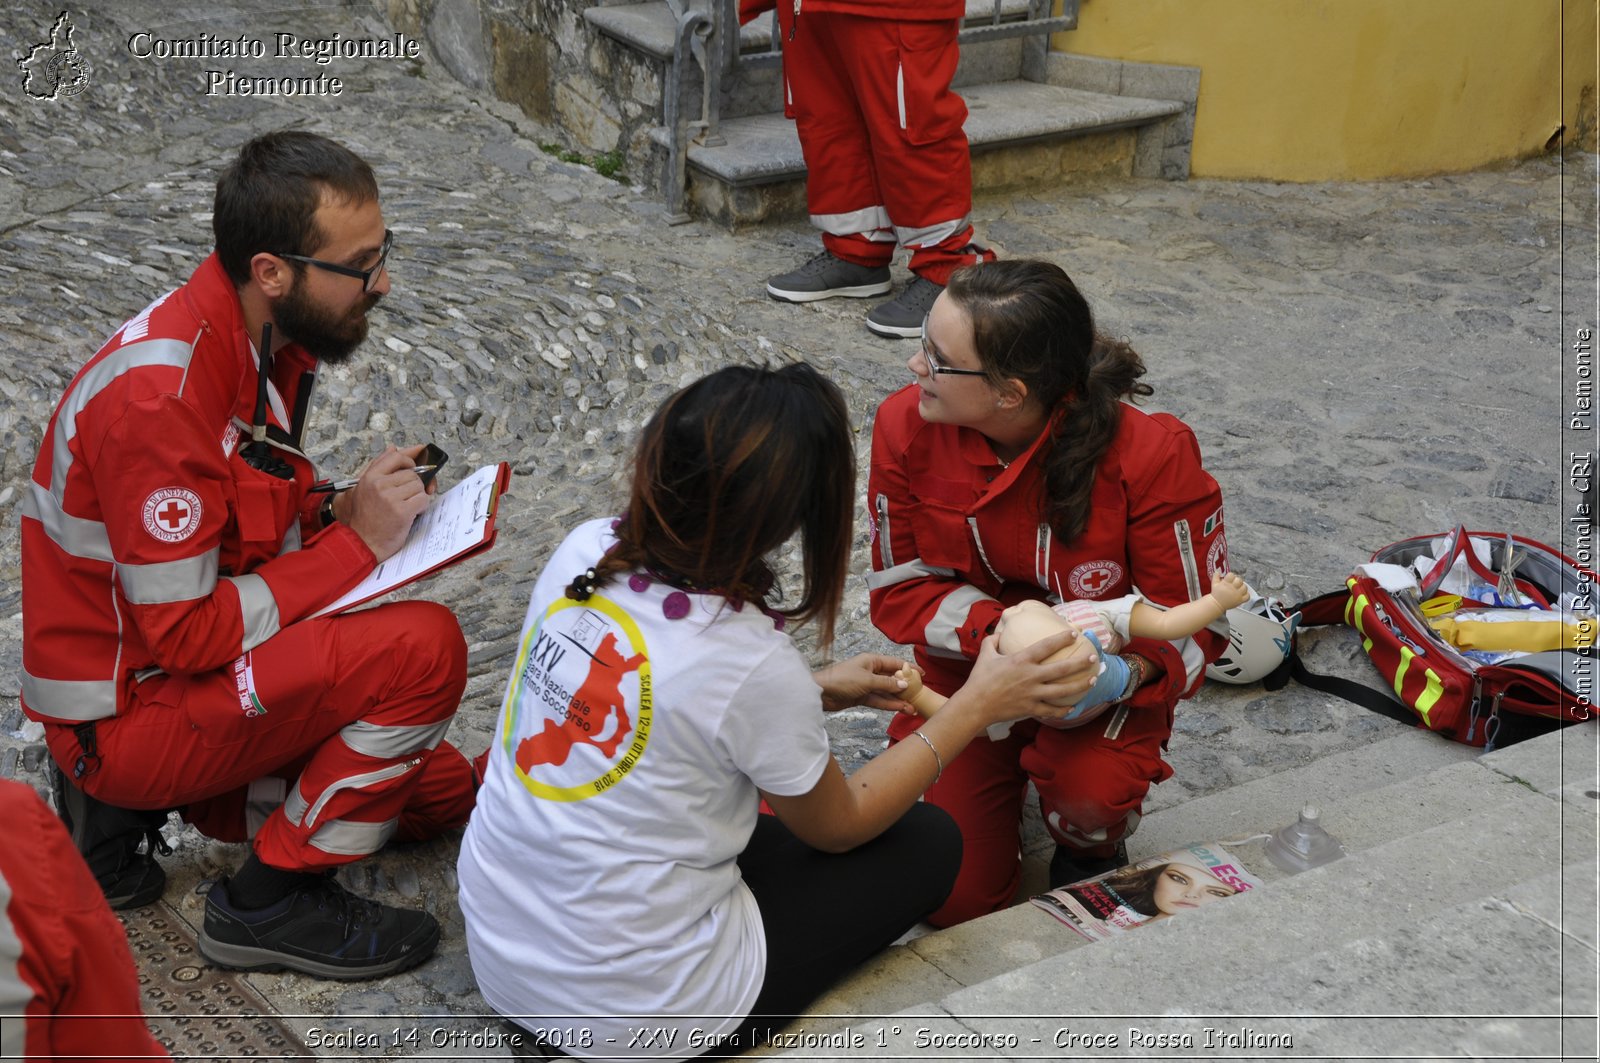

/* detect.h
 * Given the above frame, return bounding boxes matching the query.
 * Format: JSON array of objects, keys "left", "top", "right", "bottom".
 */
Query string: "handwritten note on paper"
[{"left": 314, "top": 463, "right": 502, "bottom": 617}]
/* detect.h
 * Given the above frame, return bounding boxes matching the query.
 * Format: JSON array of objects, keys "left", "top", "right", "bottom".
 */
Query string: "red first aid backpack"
[{"left": 1269, "top": 527, "right": 1596, "bottom": 750}]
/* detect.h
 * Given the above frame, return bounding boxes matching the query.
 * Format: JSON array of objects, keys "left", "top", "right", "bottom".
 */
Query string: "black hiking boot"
[
  {"left": 200, "top": 872, "right": 440, "bottom": 980},
  {"left": 1048, "top": 840, "right": 1129, "bottom": 888},
  {"left": 51, "top": 764, "right": 170, "bottom": 910}
]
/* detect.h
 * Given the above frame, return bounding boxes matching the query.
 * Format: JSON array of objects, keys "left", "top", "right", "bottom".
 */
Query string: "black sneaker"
[
  {"left": 866, "top": 275, "right": 945, "bottom": 338},
  {"left": 765, "top": 251, "right": 892, "bottom": 303},
  {"left": 51, "top": 765, "right": 170, "bottom": 910},
  {"left": 1048, "top": 840, "right": 1129, "bottom": 888},
  {"left": 199, "top": 873, "right": 440, "bottom": 980}
]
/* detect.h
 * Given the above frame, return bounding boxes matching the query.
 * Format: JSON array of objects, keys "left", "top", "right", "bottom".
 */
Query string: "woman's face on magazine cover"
[{"left": 1153, "top": 863, "right": 1237, "bottom": 915}]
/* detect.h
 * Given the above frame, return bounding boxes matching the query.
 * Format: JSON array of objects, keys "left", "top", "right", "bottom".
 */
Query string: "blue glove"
[{"left": 1065, "top": 631, "right": 1129, "bottom": 722}]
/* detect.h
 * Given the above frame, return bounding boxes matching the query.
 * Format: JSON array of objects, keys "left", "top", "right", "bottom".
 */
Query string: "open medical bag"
[{"left": 1272, "top": 527, "right": 1597, "bottom": 749}]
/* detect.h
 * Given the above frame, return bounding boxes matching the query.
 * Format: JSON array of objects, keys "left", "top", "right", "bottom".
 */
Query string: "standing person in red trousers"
[
  {"left": 0, "top": 779, "right": 170, "bottom": 1061},
  {"left": 21, "top": 130, "right": 479, "bottom": 980},
  {"left": 750, "top": 0, "right": 997, "bottom": 338}
]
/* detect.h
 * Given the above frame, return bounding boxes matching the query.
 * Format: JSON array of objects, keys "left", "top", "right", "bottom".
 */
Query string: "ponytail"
[{"left": 1040, "top": 335, "right": 1151, "bottom": 542}]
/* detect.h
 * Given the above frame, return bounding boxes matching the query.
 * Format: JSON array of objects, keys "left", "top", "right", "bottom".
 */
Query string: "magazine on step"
[{"left": 1032, "top": 842, "right": 1263, "bottom": 942}]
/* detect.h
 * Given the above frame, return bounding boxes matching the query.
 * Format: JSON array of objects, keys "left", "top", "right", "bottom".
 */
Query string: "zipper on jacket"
[
  {"left": 1173, "top": 519, "right": 1201, "bottom": 601},
  {"left": 790, "top": 0, "right": 800, "bottom": 40},
  {"left": 1034, "top": 523, "right": 1053, "bottom": 591},
  {"left": 875, "top": 493, "right": 894, "bottom": 568},
  {"left": 968, "top": 517, "right": 1002, "bottom": 585}
]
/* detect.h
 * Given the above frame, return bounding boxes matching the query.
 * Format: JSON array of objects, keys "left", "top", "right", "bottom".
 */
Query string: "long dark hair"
[
  {"left": 591, "top": 363, "right": 854, "bottom": 646},
  {"left": 944, "top": 259, "right": 1151, "bottom": 543}
]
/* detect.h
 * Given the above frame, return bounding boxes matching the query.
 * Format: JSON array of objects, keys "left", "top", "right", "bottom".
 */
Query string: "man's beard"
[{"left": 273, "top": 283, "right": 380, "bottom": 365}]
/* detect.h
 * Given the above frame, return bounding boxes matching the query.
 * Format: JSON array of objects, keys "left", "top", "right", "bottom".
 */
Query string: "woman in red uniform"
[{"left": 868, "top": 259, "right": 1230, "bottom": 926}]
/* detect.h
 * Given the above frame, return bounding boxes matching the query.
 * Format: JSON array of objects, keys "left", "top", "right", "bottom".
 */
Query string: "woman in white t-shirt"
[{"left": 459, "top": 363, "right": 1094, "bottom": 1061}]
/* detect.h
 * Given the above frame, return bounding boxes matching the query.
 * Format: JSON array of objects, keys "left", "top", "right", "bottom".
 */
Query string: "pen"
[{"left": 309, "top": 465, "right": 438, "bottom": 494}]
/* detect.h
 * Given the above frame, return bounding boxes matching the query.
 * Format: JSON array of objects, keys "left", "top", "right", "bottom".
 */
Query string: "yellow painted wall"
[{"left": 1056, "top": 0, "right": 1597, "bottom": 180}]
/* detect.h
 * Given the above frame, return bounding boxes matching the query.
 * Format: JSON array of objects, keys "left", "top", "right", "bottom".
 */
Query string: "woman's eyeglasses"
[{"left": 919, "top": 313, "right": 987, "bottom": 377}]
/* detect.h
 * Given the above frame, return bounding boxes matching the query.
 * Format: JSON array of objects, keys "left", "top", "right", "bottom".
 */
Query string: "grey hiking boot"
[
  {"left": 200, "top": 872, "right": 440, "bottom": 980},
  {"left": 51, "top": 764, "right": 170, "bottom": 910},
  {"left": 766, "top": 250, "right": 891, "bottom": 303},
  {"left": 866, "top": 275, "right": 945, "bottom": 338}
]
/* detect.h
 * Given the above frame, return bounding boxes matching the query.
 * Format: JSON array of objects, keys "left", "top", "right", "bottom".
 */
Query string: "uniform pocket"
[{"left": 894, "top": 19, "right": 965, "bottom": 146}]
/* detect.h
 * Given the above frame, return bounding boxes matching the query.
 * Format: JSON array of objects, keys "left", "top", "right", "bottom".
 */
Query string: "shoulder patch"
[{"left": 142, "top": 487, "right": 202, "bottom": 542}]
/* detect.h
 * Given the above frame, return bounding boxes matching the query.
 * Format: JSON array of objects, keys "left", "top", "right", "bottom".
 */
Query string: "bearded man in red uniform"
[{"left": 20, "top": 131, "right": 477, "bottom": 980}]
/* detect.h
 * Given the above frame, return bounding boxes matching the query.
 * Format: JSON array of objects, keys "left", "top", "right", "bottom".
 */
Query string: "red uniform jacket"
[
  {"left": 0, "top": 781, "right": 170, "bottom": 1061},
  {"left": 742, "top": 1, "right": 964, "bottom": 22},
  {"left": 868, "top": 384, "right": 1229, "bottom": 715},
  {"left": 21, "top": 253, "right": 375, "bottom": 725}
]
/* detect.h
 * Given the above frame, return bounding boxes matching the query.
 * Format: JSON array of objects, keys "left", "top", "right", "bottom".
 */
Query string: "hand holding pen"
[
  {"left": 326, "top": 445, "right": 437, "bottom": 562},
  {"left": 310, "top": 465, "right": 438, "bottom": 494}
]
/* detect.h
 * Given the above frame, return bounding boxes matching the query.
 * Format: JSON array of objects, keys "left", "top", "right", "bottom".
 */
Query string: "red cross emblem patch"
[
  {"left": 142, "top": 487, "right": 202, "bottom": 543},
  {"left": 1066, "top": 559, "right": 1125, "bottom": 599}
]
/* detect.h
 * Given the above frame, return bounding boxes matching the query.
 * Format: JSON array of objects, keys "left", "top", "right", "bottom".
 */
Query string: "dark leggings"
[
  {"left": 724, "top": 804, "right": 961, "bottom": 1051},
  {"left": 510, "top": 804, "right": 961, "bottom": 1059}
]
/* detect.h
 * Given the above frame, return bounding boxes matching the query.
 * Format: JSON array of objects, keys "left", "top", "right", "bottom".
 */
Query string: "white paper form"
[{"left": 314, "top": 463, "right": 502, "bottom": 617}]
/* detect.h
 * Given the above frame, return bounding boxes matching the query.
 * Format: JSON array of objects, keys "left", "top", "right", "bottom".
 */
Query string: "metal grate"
[{"left": 122, "top": 899, "right": 312, "bottom": 1059}]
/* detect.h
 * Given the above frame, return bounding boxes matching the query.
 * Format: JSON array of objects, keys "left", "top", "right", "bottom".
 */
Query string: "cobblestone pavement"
[{"left": 1, "top": 0, "right": 1595, "bottom": 1053}]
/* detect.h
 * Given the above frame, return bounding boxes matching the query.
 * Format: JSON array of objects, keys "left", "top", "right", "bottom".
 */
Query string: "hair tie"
[{"left": 565, "top": 567, "right": 600, "bottom": 601}]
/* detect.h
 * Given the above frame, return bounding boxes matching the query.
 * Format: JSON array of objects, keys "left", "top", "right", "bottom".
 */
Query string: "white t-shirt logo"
[{"left": 142, "top": 487, "right": 203, "bottom": 543}]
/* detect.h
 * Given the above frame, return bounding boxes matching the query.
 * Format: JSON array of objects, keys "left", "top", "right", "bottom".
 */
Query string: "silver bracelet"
[
  {"left": 911, "top": 729, "right": 944, "bottom": 784},
  {"left": 1117, "top": 654, "right": 1146, "bottom": 703}
]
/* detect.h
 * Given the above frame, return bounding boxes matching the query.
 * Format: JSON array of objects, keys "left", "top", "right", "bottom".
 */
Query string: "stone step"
[
  {"left": 648, "top": 79, "right": 1185, "bottom": 225},
  {"left": 765, "top": 726, "right": 1595, "bottom": 1055}
]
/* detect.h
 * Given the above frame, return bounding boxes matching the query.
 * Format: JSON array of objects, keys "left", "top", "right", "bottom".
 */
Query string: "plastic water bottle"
[{"left": 1263, "top": 805, "right": 1346, "bottom": 873}]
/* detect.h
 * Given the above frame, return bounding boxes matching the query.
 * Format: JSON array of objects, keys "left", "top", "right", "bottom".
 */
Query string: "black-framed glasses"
[
  {"left": 275, "top": 230, "right": 393, "bottom": 292},
  {"left": 920, "top": 313, "right": 987, "bottom": 377}
]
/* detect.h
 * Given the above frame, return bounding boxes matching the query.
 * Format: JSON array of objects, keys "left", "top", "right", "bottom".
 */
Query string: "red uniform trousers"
[
  {"left": 0, "top": 780, "right": 169, "bottom": 1062},
  {"left": 777, "top": 6, "right": 994, "bottom": 284},
  {"left": 44, "top": 600, "right": 474, "bottom": 871},
  {"left": 890, "top": 704, "right": 1174, "bottom": 928}
]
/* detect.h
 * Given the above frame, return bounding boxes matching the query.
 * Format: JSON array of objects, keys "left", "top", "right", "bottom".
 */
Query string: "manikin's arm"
[{"left": 1126, "top": 571, "right": 1248, "bottom": 641}]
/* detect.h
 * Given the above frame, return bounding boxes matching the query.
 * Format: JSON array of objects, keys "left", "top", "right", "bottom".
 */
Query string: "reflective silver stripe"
[
  {"left": 1176, "top": 634, "right": 1206, "bottom": 689},
  {"left": 1035, "top": 523, "right": 1053, "bottom": 591},
  {"left": 281, "top": 521, "right": 302, "bottom": 554},
  {"left": 245, "top": 776, "right": 287, "bottom": 838},
  {"left": 874, "top": 492, "right": 894, "bottom": 568},
  {"left": 811, "top": 206, "right": 892, "bottom": 239},
  {"left": 117, "top": 548, "right": 220, "bottom": 605},
  {"left": 51, "top": 338, "right": 195, "bottom": 494},
  {"left": 0, "top": 869, "right": 29, "bottom": 1059},
  {"left": 866, "top": 558, "right": 956, "bottom": 591},
  {"left": 924, "top": 584, "right": 995, "bottom": 654},
  {"left": 288, "top": 758, "right": 422, "bottom": 830},
  {"left": 967, "top": 517, "right": 1002, "bottom": 584},
  {"left": 222, "top": 573, "right": 281, "bottom": 651},
  {"left": 20, "top": 671, "right": 117, "bottom": 721},
  {"left": 21, "top": 480, "right": 111, "bottom": 561},
  {"left": 896, "top": 216, "right": 968, "bottom": 249},
  {"left": 1173, "top": 518, "right": 1202, "bottom": 601},
  {"left": 897, "top": 61, "right": 906, "bottom": 129},
  {"left": 308, "top": 816, "right": 399, "bottom": 857},
  {"left": 339, "top": 719, "right": 452, "bottom": 760}
]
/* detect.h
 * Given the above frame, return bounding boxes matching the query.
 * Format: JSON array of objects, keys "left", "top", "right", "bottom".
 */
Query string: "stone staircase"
[
  {"left": 760, "top": 726, "right": 1599, "bottom": 1060},
  {"left": 581, "top": 0, "right": 1198, "bottom": 226}
]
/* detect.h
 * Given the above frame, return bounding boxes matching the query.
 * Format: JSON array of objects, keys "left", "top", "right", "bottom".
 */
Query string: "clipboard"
[{"left": 313, "top": 462, "right": 511, "bottom": 617}]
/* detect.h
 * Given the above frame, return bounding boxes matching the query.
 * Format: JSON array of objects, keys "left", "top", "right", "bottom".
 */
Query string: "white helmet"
[{"left": 1206, "top": 590, "right": 1300, "bottom": 685}]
